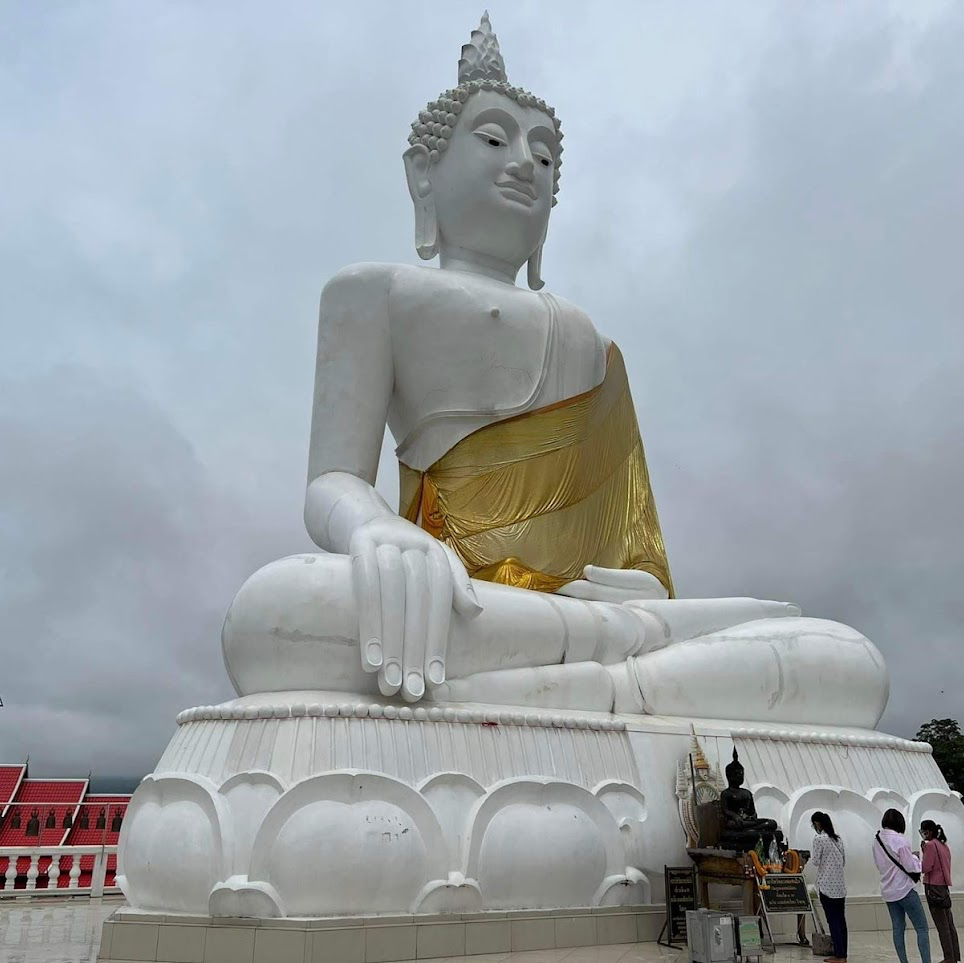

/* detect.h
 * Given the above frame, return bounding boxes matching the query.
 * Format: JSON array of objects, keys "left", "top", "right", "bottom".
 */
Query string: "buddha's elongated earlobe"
[
  {"left": 414, "top": 194, "right": 439, "bottom": 260},
  {"left": 527, "top": 238, "right": 546, "bottom": 290},
  {"left": 403, "top": 144, "right": 439, "bottom": 261}
]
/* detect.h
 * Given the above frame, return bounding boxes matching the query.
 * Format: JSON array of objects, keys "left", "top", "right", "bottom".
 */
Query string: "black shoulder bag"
[
  {"left": 875, "top": 832, "right": 922, "bottom": 884},
  {"left": 923, "top": 841, "right": 953, "bottom": 910}
]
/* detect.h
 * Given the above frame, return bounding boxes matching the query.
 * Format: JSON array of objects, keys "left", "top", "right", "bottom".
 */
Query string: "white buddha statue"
[{"left": 222, "top": 13, "right": 888, "bottom": 728}]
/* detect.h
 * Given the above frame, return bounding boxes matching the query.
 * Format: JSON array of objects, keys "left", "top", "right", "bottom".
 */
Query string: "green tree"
[{"left": 916, "top": 719, "right": 964, "bottom": 792}]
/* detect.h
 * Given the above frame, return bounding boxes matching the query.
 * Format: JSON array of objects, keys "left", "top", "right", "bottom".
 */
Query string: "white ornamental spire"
[{"left": 458, "top": 11, "right": 508, "bottom": 84}]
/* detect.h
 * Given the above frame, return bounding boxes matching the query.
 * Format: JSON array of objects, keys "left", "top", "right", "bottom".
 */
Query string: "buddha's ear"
[
  {"left": 403, "top": 145, "right": 438, "bottom": 260},
  {"left": 403, "top": 144, "right": 432, "bottom": 201}
]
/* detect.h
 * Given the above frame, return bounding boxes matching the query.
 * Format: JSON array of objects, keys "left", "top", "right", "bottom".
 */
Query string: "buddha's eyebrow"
[
  {"left": 528, "top": 125, "right": 558, "bottom": 155},
  {"left": 469, "top": 106, "right": 519, "bottom": 132}
]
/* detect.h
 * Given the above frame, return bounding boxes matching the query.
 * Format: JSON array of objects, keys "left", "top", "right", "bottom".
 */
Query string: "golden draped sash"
[{"left": 399, "top": 343, "right": 673, "bottom": 596}]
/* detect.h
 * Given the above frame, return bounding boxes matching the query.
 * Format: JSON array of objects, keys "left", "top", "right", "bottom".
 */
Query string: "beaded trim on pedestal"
[
  {"left": 176, "top": 703, "right": 626, "bottom": 731},
  {"left": 732, "top": 727, "right": 931, "bottom": 753}
]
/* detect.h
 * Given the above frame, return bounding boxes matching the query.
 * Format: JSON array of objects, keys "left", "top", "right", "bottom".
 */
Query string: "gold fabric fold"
[{"left": 399, "top": 344, "right": 673, "bottom": 596}]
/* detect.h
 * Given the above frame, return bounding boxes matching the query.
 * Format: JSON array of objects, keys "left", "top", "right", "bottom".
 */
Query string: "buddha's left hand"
[{"left": 556, "top": 565, "right": 669, "bottom": 603}]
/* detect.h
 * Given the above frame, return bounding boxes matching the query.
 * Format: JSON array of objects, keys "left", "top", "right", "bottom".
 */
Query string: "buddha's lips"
[{"left": 496, "top": 179, "right": 536, "bottom": 202}]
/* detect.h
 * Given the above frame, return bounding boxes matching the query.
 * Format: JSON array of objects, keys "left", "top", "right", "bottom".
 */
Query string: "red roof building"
[
  {"left": 0, "top": 778, "right": 86, "bottom": 847},
  {"left": 0, "top": 765, "right": 26, "bottom": 816},
  {"left": 0, "top": 763, "right": 129, "bottom": 892}
]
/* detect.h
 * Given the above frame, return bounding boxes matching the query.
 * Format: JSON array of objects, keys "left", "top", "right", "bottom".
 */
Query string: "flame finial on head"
[{"left": 458, "top": 11, "right": 508, "bottom": 84}]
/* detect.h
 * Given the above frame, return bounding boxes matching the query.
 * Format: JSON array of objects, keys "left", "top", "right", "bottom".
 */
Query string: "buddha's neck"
[{"left": 438, "top": 245, "right": 521, "bottom": 286}]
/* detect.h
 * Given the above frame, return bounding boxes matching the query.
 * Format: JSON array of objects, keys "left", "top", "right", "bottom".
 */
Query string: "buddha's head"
[
  {"left": 725, "top": 748, "right": 745, "bottom": 789},
  {"left": 403, "top": 12, "right": 563, "bottom": 289}
]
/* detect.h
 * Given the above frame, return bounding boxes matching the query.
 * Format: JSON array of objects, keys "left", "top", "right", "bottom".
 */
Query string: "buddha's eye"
[
  {"left": 531, "top": 141, "right": 554, "bottom": 168},
  {"left": 474, "top": 127, "right": 507, "bottom": 149}
]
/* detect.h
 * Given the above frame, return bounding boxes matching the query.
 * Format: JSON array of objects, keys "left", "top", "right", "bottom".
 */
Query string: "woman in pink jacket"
[
  {"left": 873, "top": 809, "right": 931, "bottom": 963},
  {"left": 920, "top": 819, "right": 959, "bottom": 963}
]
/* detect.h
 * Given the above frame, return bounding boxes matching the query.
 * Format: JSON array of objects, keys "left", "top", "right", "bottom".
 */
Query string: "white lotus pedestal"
[{"left": 99, "top": 692, "right": 963, "bottom": 963}]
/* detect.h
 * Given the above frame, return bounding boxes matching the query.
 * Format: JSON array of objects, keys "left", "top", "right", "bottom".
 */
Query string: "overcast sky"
[{"left": 2, "top": 1, "right": 963, "bottom": 779}]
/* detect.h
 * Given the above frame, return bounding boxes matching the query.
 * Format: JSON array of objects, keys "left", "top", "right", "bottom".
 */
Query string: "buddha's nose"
[{"left": 506, "top": 152, "right": 535, "bottom": 182}]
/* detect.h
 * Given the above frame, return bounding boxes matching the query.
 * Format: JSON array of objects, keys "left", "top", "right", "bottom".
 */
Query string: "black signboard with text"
[
  {"left": 758, "top": 874, "right": 812, "bottom": 915},
  {"left": 659, "top": 865, "right": 699, "bottom": 946}
]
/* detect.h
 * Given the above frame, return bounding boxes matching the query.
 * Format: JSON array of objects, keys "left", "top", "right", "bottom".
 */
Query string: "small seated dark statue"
[{"left": 719, "top": 748, "right": 783, "bottom": 854}]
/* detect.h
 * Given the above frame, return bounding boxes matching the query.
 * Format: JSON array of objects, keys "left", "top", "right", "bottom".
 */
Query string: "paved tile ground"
[
  {"left": 0, "top": 898, "right": 958, "bottom": 963},
  {"left": 420, "top": 929, "right": 962, "bottom": 962},
  {"left": 0, "top": 897, "right": 119, "bottom": 963}
]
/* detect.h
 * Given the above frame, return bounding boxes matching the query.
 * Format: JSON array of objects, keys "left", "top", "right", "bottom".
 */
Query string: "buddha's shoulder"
[
  {"left": 318, "top": 263, "right": 419, "bottom": 335},
  {"left": 543, "top": 291, "right": 597, "bottom": 326},
  {"left": 320, "top": 261, "right": 402, "bottom": 298},
  {"left": 545, "top": 290, "right": 613, "bottom": 350},
  {"left": 320, "top": 262, "right": 460, "bottom": 311}
]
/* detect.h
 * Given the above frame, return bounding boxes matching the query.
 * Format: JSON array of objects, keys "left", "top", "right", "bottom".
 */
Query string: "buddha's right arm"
[
  {"left": 302, "top": 265, "right": 480, "bottom": 702},
  {"left": 303, "top": 263, "right": 395, "bottom": 553}
]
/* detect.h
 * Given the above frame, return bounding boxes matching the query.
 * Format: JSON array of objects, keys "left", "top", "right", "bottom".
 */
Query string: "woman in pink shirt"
[
  {"left": 873, "top": 809, "right": 931, "bottom": 963},
  {"left": 920, "top": 819, "right": 959, "bottom": 963}
]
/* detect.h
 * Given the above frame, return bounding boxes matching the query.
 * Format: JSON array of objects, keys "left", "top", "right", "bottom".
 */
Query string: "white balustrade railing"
[{"left": 0, "top": 846, "right": 119, "bottom": 898}]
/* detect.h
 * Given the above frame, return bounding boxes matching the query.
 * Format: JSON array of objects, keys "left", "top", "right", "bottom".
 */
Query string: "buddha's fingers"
[
  {"left": 401, "top": 550, "right": 429, "bottom": 702},
  {"left": 352, "top": 539, "right": 383, "bottom": 672},
  {"left": 556, "top": 580, "right": 640, "bottom": 604},
  {"left": 376, "top": 544, "right": 405, "bottom": 696},
  {"left": 425, "top": 548, "right": 452, "bottom": 686},
  {"left": 441, "top": 544, "right": 483, "bottom": 618},
  {"left": 583, "top": 566, "right": 668, "bottom": 599}
]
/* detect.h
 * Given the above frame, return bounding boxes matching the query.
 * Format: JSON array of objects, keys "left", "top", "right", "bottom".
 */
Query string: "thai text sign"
[
  {"left": 758, "top": 874, "right": 812, "bottom": 915},
  {"left": 664, "top": 865, "right": 698, "bottom": 941}
]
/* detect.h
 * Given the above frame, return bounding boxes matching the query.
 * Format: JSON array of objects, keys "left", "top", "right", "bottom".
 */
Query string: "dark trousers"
[
  {"left": 926, "top": 887, "right": 961, "bottom": 963},
  {"left": 820, "top": 891, "right": 848, "bottom": 959}
]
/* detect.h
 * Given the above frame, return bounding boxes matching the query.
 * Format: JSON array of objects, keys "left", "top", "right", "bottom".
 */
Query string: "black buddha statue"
[{"left": 718, "top": 748, "right": 783, "bottom": 854}]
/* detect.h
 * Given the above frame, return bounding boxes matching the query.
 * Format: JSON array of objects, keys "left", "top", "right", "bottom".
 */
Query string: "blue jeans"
[{"left": 886, "top": 890, "right": 932, "bottom": 963}]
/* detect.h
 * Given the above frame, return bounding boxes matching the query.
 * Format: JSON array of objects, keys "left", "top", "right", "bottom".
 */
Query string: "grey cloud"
[
  {"left": 0, "top": 367, "right": 248, "bottom": 774},
  {"left": 623, "top": 7, "right": 964, "bottom": 735}
]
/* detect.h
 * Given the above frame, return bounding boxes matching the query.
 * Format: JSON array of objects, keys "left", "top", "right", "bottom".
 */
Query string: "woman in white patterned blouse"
[{"left": 811, "top": 811, "right": 848, "bottom": 962}]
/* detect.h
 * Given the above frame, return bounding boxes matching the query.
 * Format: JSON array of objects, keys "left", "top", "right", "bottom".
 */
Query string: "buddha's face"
[
  {"left": 725, "top": 764, "right": 745, "bottom": 789},
  {"left": 407, "top": 90, "right": 558, "bottom": 269}
]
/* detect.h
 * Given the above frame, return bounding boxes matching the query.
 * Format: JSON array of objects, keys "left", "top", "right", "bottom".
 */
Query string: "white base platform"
[
  {"left": 98, "top": 895, "right": 964, "bottom": 962},
  {"left": 114, "top": 691, "right": 963, "bottom": 922}
]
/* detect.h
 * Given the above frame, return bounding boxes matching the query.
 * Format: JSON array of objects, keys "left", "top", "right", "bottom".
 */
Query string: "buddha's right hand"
[{"left": 349, "top": 516, "right": 482, "bottom": 702}]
